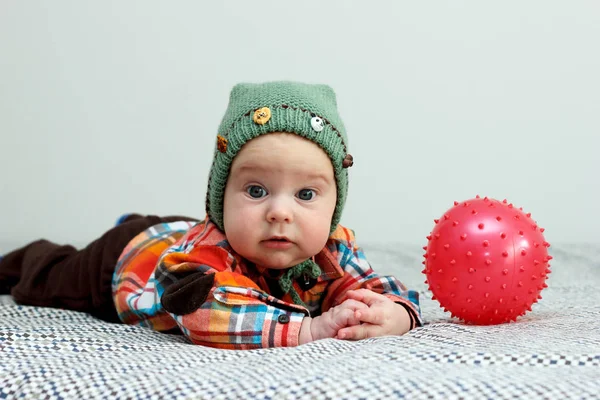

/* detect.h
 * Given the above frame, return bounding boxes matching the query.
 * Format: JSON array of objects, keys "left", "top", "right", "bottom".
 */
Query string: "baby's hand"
[
  {"left": 336, "top": 289, "right": 412, "bottom": 340},
  {"left": 300, "top": 299, "right": 367, "bottom": 343}
]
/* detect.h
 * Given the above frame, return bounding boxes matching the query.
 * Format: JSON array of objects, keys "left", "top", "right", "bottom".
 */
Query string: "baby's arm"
[
  {"left": 160, "top": 262, "right": 367, "bottom": 348},
  {"left": 159, "top": 260, "right": 308, "bottom": 349}
]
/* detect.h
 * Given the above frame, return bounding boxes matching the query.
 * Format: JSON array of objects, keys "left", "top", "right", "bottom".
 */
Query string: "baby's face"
[{"left": 223, "top": 132, "right": 337, "bottom": 270}]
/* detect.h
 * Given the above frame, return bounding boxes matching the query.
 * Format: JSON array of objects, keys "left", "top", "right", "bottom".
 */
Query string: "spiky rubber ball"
[{"left": 422, "top": 196, "right": 551, "bottom": 325}]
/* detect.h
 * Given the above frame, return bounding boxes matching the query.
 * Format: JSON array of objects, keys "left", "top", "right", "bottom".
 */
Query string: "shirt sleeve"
[
  {"left": 154, "top": 239, "right": 309, "bottom": 350},
  {"left": 322, "top": 227, "right": 423, "bottom": 329}
]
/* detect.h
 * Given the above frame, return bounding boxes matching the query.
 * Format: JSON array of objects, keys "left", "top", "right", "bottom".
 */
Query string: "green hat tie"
[{"left": 278, "top": 259, "right": 321, "bottom": 308}]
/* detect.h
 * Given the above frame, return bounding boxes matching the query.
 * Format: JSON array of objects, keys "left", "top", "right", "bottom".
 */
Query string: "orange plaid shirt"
[{"left": 112, "top": 219, "right": 422, "bottom": 349}]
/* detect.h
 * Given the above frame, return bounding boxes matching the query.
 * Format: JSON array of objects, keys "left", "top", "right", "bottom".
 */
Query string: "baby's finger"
[
  {"left": 355, "top": 308, "right": 385, "bottom": 326},
  {"left": 345, "top": 289, "right": 386, "bottom": 306},
  {"left": 339, "top": 298, "right": 369, "bottom": 312},
  {"left": 333, "top": 308, "right": 362, "bottom": 328},
  {"left": 337, "top": 323, "right": 381, "bottom": 341},
  {"left": 345, "top": 289, "right": 365, "bottom": 302}
]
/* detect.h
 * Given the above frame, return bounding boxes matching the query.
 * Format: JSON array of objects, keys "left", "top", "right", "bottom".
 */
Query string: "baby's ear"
[{"left": 161, "top": 272, "right": 215, "bottom": 315}]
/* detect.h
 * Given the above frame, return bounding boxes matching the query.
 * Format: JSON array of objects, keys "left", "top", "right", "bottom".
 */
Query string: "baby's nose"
[{"left": 266, "top": 198, "right": 294, "bottom": 223}]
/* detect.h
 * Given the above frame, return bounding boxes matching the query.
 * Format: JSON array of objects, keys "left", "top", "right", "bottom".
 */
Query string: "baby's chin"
[
  {"left": 251, "top": 256, "right": 309, "bottom": 271},
  {"left": 256, "top": 261, "right": 298, "bottom": 270}
]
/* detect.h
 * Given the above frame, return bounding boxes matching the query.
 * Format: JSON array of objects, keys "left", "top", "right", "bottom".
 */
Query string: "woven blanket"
[{"left": 1, "top": 243, "right": 599, "bottom": 399}]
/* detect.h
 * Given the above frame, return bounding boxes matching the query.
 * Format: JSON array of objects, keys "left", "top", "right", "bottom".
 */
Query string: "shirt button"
[{"left": 278, "top": 314, "right": 290, "bottom": 324}]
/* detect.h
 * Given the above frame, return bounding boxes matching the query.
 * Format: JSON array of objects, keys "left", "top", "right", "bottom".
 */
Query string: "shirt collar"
[{"left": 252, "top": 246, "right": 343, "bottom": 281}]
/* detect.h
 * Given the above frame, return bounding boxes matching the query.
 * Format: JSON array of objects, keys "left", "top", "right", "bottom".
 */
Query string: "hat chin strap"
[{"left": 278, "top": 258, "right": 322, "bottom": 308}]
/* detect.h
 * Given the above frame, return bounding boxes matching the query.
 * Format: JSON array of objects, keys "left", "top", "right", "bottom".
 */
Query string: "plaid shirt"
[{"left": 112, "top": 219, "right": 422, "bottom": 350}]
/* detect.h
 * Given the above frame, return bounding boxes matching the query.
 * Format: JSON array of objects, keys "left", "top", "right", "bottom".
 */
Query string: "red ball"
[{"left": 423, "top": 196, "right": 551, "bottom": 325}]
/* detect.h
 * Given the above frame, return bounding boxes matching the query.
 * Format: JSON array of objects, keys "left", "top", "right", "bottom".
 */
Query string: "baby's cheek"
[
  {"left": 304, "top": 220, "right": 331, "bottom": 253},
  {"left": 226, "top": 218, "right": 257, "bottom": 256}
]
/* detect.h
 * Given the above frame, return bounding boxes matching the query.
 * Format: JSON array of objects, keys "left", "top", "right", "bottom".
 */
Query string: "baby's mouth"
[
  {"left": 262, "top": 236, "right": 293, "bottom": 248},
  {"left": 266, "top": 236, "right": 290, "bottom": 243}
]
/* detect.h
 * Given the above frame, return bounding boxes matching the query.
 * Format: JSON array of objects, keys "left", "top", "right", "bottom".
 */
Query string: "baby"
[{"left": 0, "top": 81, "right": 422, "bottom": 349}]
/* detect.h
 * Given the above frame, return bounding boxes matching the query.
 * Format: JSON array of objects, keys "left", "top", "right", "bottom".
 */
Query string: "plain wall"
[{"left": 1, "top": 1, "right": 599, "bottom": 252}]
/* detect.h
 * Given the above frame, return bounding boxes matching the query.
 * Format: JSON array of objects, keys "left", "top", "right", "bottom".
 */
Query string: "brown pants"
[{"left": 0, "top": 214, "right": 199, "bottom": 323}]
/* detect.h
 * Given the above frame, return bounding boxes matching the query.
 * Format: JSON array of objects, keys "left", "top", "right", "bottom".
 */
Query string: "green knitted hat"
[{"left": 206, "top": 81, "right": 353, "bottom": 234}]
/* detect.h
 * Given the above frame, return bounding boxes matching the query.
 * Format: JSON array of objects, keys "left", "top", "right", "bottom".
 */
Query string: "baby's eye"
[
  {"left": 247, "top": 185, "right": 267, "bottom": 198},
  {"left": 297, "top": 189, "right": 315, "bottom": 201}
]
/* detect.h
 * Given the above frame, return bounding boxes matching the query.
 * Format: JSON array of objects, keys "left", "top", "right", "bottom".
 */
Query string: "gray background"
[{"left": 1, "top": 1, "right": 598, "bottom": 252}]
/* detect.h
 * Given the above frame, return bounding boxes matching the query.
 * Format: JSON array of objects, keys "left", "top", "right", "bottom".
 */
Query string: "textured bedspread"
[{"left": 1, "top": 243, "right": 599, "bottom": 399}]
